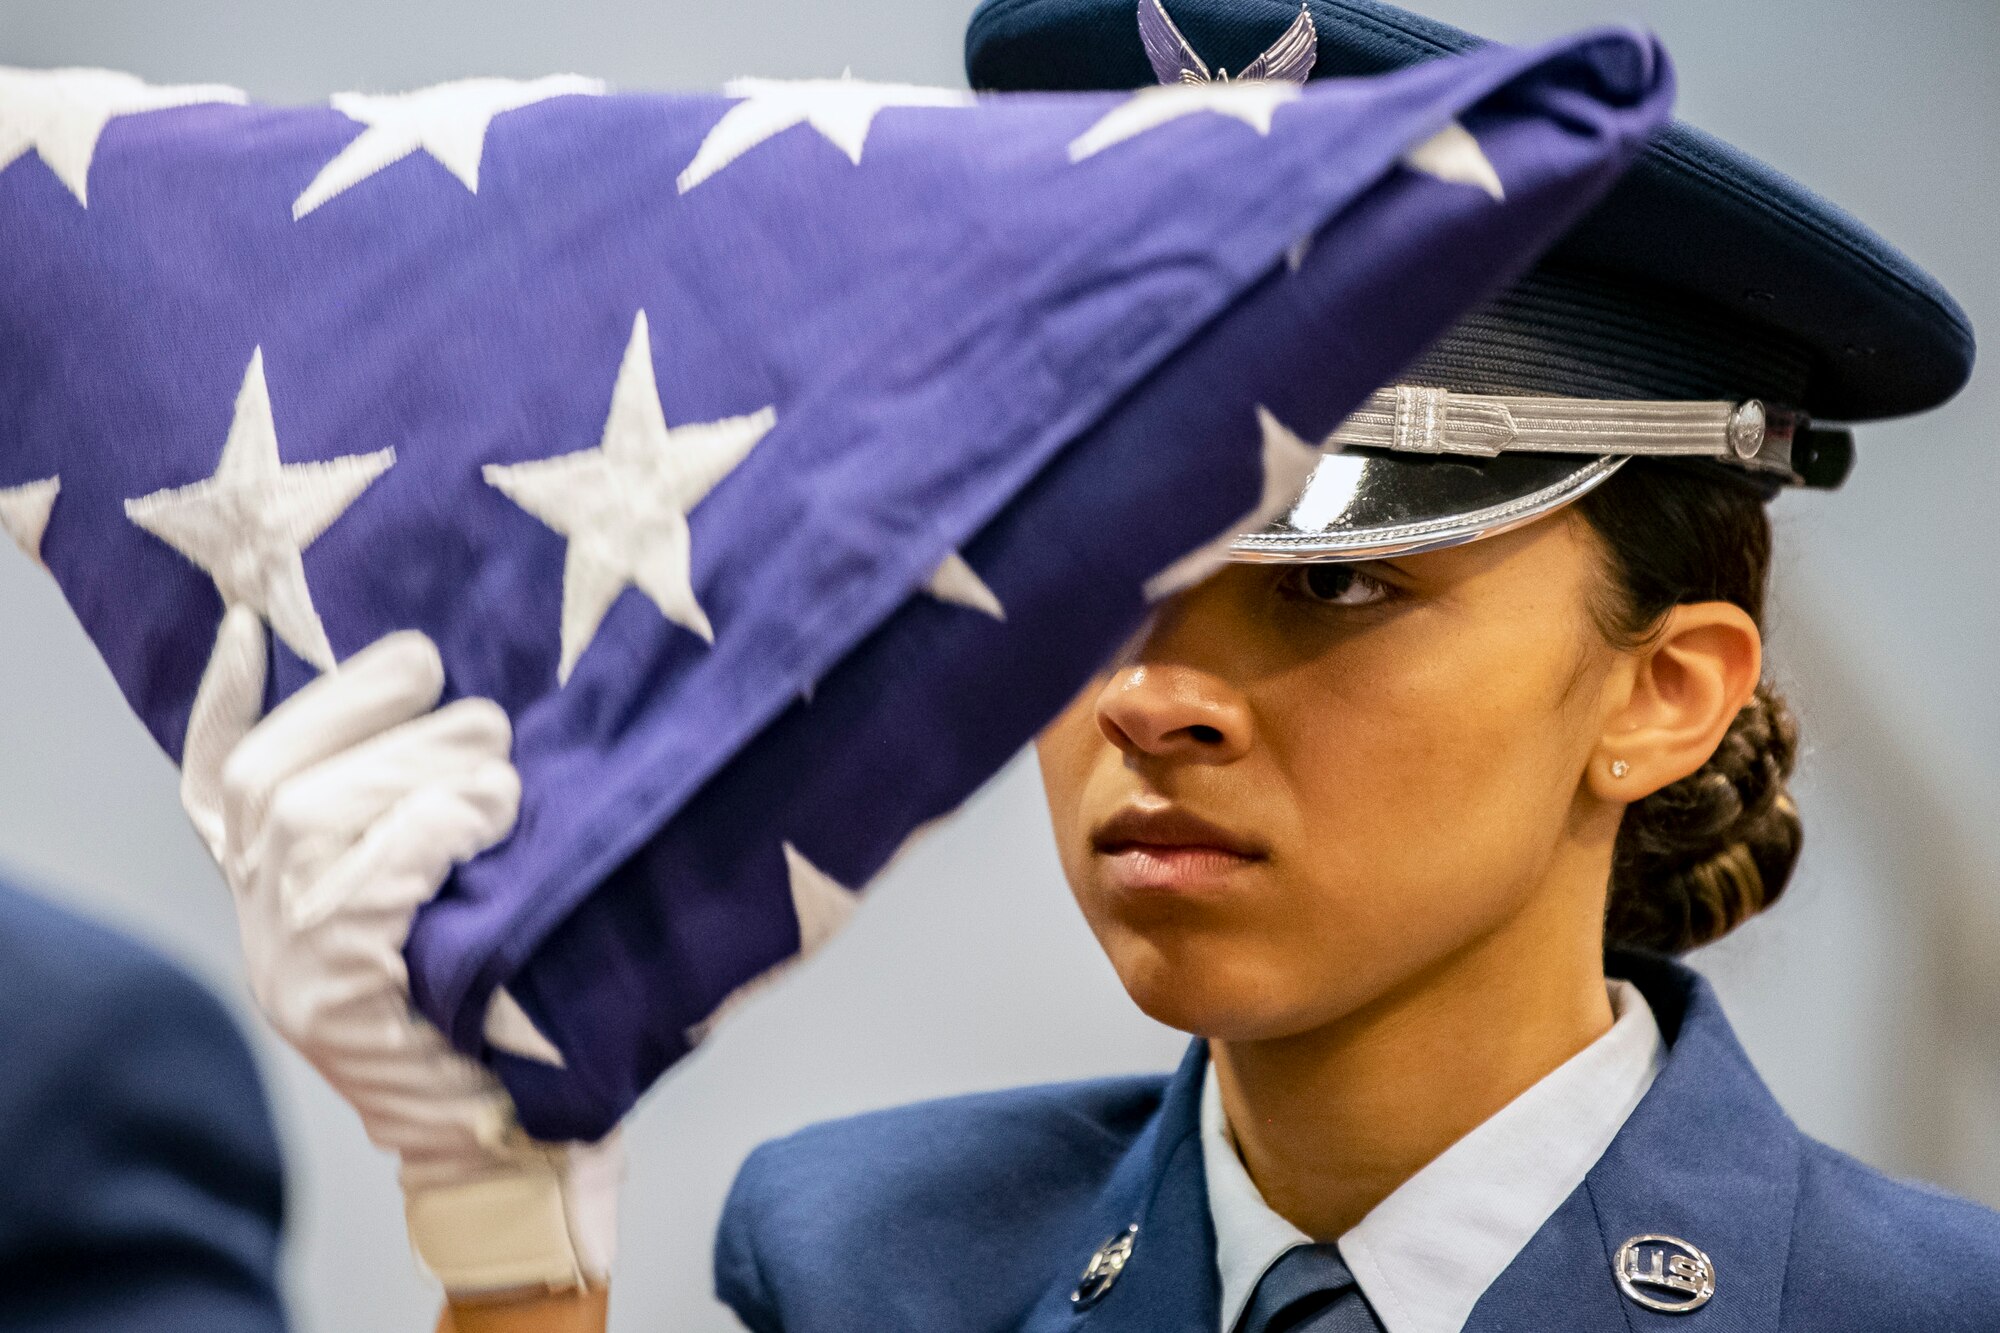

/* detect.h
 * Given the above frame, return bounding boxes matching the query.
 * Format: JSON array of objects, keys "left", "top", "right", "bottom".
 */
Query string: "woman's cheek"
[
  {"left": 1274, "top": 695, "right": 1558, "bottom": 979},
  {"left": 1033, "top": 706, "right": 1101, "bottom": 866}
]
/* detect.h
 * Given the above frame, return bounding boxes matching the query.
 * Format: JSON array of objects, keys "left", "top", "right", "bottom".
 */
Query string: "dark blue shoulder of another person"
[
  {"left": 1784, "top": 1137, "right": 2000, "bottom": 1331},
  {"left": 0, "top": 878, "right": 288, "bottom": 1333},
  {"left": 716, "top": 1073, "right": 1167, "bottom": 1333}
]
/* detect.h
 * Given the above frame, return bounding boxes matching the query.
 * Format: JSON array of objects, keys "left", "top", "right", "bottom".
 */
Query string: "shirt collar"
[{"left": 1201, "top": 979, "right": 1665, "bottom": 1333}]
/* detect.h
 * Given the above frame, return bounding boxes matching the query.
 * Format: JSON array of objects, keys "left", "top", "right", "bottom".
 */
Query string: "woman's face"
[{"left": 1036, "top": 512, "right": 1628, "bottom": 1041}]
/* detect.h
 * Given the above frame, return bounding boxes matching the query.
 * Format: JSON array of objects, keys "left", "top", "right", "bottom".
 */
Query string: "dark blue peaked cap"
[{"left": 966, "top": 0, "right": 1974, "bottom": 423}]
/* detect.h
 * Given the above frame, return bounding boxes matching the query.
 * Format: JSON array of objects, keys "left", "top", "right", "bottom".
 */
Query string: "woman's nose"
[{"left": 1094, "top": 664, "right": 1253, "bottom": 765}]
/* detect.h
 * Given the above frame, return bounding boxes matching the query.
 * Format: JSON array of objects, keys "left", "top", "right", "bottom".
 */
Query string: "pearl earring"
[{"left": 1610, "top": 759, "right": 1630, "bottom": 779}]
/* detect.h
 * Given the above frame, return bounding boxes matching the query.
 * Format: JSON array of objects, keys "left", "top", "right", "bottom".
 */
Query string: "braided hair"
[{"left": 1573, "top": 460, "right": 1804, "bottom": 954}]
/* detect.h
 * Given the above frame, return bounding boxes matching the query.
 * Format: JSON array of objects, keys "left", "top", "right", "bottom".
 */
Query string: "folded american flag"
[{"left": 0, "top": 31, "right": 1670, "bottom": 1138}]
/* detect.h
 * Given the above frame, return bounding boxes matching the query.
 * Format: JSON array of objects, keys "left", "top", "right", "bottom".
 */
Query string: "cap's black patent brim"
[{"left": 1231, "top": 449, "right": 1626, "bottom": 561}]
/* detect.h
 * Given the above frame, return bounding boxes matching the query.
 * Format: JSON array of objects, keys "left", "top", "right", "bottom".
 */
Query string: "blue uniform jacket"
[
  {"left": 0, "top": 879, "right": 287, "bottom": 1333},
  {"left": 716, "top": 953, "right": 2000, "bottom": 1332}
]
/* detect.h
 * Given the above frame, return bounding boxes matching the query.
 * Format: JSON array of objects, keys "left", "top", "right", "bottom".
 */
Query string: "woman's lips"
[
  {"left": 1097, "top": 843, "right": 1263, "bottom": 893},
  {"left": 1090, "top": 806, "right": 1266, "bottom": 893}
]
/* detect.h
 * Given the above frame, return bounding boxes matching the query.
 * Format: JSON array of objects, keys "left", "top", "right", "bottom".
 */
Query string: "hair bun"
[{"left": 1604, "top": 682, "right": 1803, "bottom": 954}]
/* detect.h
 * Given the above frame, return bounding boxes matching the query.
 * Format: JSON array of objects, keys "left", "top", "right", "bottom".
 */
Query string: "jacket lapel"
[
  {"left": 1021, "top": 1040, "right": 1221, "bottom": 1333},
  {"left": 1466, "top": 955, "right": 1801, "bottom": 1333},
  {"left": 1014, "top": 958, "right": 1803, "bottom": 1333}
]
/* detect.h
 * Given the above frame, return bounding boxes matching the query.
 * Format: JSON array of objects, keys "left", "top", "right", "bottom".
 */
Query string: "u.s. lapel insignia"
[
  {"left": 1071, "top": 1223, "right": 1139, "bottom": 1311},
  {"left": 1615, "top": 1234, "right": 1716, "bottom": 1314}
]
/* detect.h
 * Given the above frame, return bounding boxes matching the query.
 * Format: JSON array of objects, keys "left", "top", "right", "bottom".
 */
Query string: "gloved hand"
[{"left": 181, "top": 605, "right": 620, "bottom": 1296}]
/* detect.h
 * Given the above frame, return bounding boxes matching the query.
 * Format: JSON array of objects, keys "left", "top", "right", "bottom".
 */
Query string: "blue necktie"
[{"left": 1235, "top": 1244, "right": 1387, "bottom": 1333}]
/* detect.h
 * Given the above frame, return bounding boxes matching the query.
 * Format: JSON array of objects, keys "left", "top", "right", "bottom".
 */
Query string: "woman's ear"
[{"left": 1590, "top": 602, "right": 1763, "bottom": 802}]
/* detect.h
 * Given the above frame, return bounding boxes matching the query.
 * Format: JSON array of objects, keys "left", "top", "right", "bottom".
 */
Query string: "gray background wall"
[{"left": 1, "top": 1, "right": 1995, "bottom": 1328}]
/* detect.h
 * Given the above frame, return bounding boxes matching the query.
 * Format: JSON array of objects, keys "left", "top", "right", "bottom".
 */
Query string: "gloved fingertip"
[
  {"left": 441, "top": 696, "right": 515, "bottom": 758},
  {"left": 466, "top": 760, "right": 524, "bottom": 829},
  {"left": 184, "top": 609, "right": 274, "bottom": 830},
  {"left": 343, "top": 630, "right": 447, "bottom": 708},
  {"left": 216, "top": 602, "right": 268, "bottom": 652}
]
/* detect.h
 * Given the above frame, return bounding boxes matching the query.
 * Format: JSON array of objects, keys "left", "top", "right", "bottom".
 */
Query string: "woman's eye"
[{"left": 1284, "top": 564, "right": 1392, "bottom": 607}]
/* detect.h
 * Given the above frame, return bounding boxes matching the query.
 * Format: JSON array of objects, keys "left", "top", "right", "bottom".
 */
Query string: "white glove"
[{"left": 181, "top": 605, "right": 620, "bottom": 1295}]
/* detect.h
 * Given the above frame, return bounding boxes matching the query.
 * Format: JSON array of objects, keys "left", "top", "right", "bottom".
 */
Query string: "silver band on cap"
[{"left": 1327, "top": 386, "right": 1798, "bottom": 477}]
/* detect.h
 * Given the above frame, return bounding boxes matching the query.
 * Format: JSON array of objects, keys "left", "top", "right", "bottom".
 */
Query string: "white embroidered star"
[
  {"left": 125, "top": 349, "right": 395, "bottom": 672},
  {"left": 926, "top": 550, "right": 1006, "bottom": 620},
  {"left": 483, "top": 310, "right": 775, "bottom": 683},
  {"left": 0, "top": 476, "right": 60, "bottom": 564},
  {"left": 293, "top": 74, "right": 605, "bottom": 219},
  {"left": 1402, "top": 119, "right": 1504, "bottom": 200},
  {"left": 1143, "top": 405, "right": 1321, "bottom": 601},
  {"left": 677, "top": 76, "right": 974, "bottom": 193},
  {"left": 483, "top": 987, "right": 566, "bottom": 1068},
  {"left": 683, "top": 841, "right": 864, "bottom": 1047},
  {"left": 781, "top": 841, "right": 862, "bottom": 956},
  {"left": 1068, "top": 80, "right": 1300, "bottom": 162},
  {"left": 0, "top": 66, "right": 244, "bottom": 206}
]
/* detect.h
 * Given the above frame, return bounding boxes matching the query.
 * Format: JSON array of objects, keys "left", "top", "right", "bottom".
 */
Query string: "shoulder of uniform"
[
  {"left": 715, "top": 1074, "right": 1168, "bottom": 1330},
  {"left": 728, "top": 1072, "right": 1167, "bottom": 1225},
  {"left": 1786, "top": 1138, "right": 2000, "bottom": 1323},
  {"left": 0, "top": 878, "right": 236, "bottom": 1052},
  {"left": 0, "top": 878, "right": 284, "bottom": 1306}
]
